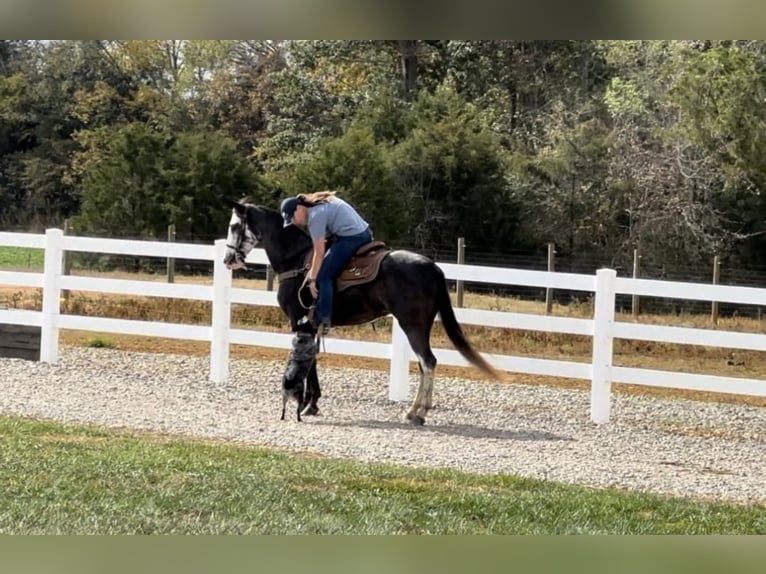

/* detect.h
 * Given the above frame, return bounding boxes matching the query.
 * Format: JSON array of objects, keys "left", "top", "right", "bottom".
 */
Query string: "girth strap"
[{"left": 277, "top": 265, "right": 308, "bottom": 282}]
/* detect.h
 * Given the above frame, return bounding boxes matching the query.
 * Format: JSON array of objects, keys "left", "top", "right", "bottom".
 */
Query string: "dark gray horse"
[{"left": 223, "top": 199, "right": 501, "bottom": 425}]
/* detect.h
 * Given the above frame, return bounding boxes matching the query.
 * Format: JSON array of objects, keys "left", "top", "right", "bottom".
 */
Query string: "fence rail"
[{"left": 2, "top": 228, "right": 766, "bottom": 423}]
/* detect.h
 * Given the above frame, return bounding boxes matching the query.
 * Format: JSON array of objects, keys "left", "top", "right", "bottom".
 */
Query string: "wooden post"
[
  {"left": 266, "top": 265, "right": 275, "bottom": 291},
  {"left": 545, "top": 242, "right": 555, "bottom": 315},
  {"left": 456, "top": 237, "right": 465, "bottom": 307},
  {"left": 167, "top": 224, "right": 176, "bottom": 284},
  {"left": 711, "top": 254, "right": 721, "bottom": 325},
  {"left": 61, "top": 219, "right": 72, "bottom": 302},
  {"left": 631, "top": 248, "right": 641, "bottom": 318}
]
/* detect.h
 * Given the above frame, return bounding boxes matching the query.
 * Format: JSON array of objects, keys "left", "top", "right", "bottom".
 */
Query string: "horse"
[{"left": 222, "top": 198, "right": 501, "bottom": 426}]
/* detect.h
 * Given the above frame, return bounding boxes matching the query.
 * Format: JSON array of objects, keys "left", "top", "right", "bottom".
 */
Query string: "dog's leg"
[
  {"left": 296, "top": 401, "right": 302, "bottom": 422},
  {"left": 281, "top": 395, "right": 287, "bottom": 420}
]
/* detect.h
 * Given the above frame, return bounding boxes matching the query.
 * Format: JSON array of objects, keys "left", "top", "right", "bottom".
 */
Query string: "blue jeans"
[{"left": 315, "top": 228, "right": 373, "bottom": 325}]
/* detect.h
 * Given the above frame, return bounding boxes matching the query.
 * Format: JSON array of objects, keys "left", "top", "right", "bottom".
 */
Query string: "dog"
[{"left": 281, "top": 329, "right": 318, "bottom": 422}]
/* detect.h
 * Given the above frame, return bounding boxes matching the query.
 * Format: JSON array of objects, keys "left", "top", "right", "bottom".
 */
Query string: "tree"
[
  {"left": 280, "top": 125, "right": 405, "bottom": 242},
  {"left": 667, "top": 42, "right": 766, "bottom": 266},
  {"left": 513, "top": 100, "right": 615, "bottom": 264},
  {"left": 74, "top": 122, "right": 265, "bottom": 241},
  {"left": 388, "top": 85, "right": 516, "bottom": 252},
  {"left": 601, "top": 41, "right": 735, "bottom": 269}
]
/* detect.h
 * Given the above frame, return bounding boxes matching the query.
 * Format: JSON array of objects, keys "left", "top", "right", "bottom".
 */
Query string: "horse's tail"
[{"left": 436, "top": 270, "right": 502, "bottom": 380}]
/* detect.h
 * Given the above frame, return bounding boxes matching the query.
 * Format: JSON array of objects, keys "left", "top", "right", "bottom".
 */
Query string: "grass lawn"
[
  {"left": 0, "top": 246, "right": 44, "bottom": 270},
  {"left": 0, "top": 415, "right": 764, "bottom": 534}
]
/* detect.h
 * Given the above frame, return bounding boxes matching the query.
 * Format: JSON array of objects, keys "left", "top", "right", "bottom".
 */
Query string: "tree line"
[{"left": 3, "top": 40, "right": 766, "bottom": 274}]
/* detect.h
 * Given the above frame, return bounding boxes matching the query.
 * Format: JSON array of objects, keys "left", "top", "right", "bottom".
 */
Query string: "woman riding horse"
[
  {"left": 280, "top": 191, "right": 373, "bottom": 336},
  {"left": 223, "top": 197, "right": 500, "bottom": 425}
]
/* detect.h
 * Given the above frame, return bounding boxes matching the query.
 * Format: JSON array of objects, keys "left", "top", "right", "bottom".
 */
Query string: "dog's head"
[
  {"left": 293, "top": 317, "right": 316, "bottom": 335},
  {"left": 291, "top": 331, "right": 315, "bottom": 348}
]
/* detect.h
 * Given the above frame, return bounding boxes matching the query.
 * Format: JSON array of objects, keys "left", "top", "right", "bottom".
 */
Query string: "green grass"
[
  {"left": 0, "top": 415, "right": 764, "bottom": 534},
  {"left": 84, "top": 335, "right": 117, "bottom": 349},
  {"left": 0, "top": 246, "right": 44, "bottom": 270}
]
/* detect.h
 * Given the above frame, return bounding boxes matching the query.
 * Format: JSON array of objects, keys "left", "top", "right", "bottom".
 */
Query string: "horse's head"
[
  {"left": 223, "top": 197, "right": 313, "bottom": 273},
  {"left": 223, "top": 198, "right": 262, "bottom": 270}
]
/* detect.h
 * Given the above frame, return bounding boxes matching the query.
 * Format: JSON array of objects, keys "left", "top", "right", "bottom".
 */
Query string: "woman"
[{"left": 281, "top": 191, "right": 372, "bottom": 335}]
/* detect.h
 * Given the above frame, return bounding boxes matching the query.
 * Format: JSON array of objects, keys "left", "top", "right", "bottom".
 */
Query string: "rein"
[{"left": 275, "top": 250, "right": 315, "bottom": 311}]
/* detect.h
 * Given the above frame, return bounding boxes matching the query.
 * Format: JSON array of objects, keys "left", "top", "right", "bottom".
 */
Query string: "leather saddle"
[
  {"left": 336, "top": 240, "right": 390, "bottom": 292},
  {"left": 299, "top": 240, "right": 391, "bottom": 292}
]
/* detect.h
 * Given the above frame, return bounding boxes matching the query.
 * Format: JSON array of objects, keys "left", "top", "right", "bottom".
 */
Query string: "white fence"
[{"left": 2, "top": 228, "right": 766, "bottom": 424}]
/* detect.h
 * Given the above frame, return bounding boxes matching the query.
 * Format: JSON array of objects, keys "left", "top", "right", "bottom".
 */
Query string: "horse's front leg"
[{"left": 301, "top": 360, "right": 321, "bottom": 416}]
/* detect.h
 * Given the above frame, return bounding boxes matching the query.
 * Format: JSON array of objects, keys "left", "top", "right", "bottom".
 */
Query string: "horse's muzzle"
[{"left": 223, "top": 248, "right": 246, "bottom": 270}]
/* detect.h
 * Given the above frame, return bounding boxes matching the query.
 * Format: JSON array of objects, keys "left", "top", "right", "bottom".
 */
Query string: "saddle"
[
  {"left": 336, "top": 240, "right": 390, "bottom": 292},
  {"left": 292, "top": 240, "right": 391, "bottom": 293}
]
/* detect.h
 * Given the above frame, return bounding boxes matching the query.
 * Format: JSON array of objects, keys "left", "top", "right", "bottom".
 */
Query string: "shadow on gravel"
[{"left": 311, "top": 418, "right": 574, "bottom": 442}]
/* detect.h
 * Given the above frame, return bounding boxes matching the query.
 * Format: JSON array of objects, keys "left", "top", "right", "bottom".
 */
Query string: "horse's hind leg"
[
  {"left": 400, "top": 325, "right": 437, "bottom": 426},
  {"left": 301, "top": 360, "right": 321, "bottom": 416}
]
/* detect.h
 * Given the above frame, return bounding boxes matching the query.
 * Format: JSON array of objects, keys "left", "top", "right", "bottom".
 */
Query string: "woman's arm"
[{"left": 309, "top": 237, "right": 325, "bottom": 282}]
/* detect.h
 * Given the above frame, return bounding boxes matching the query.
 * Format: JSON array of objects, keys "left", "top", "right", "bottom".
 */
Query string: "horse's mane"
[{"left": 250, "top": 202, "right": 313, "bottom": 254}]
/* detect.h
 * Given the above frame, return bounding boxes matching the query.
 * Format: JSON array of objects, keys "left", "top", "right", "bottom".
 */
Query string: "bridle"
[
  {"left": 226, "top": 243, "right": 247, "bottom": 262},
  {"left": 227, "top": 212, "right": 262, "bottom": 265}
]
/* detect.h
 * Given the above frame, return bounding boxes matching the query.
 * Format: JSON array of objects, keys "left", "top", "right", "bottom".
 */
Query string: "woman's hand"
[{"left": 309, "top": 278, "right": 318, "bottom": 299}]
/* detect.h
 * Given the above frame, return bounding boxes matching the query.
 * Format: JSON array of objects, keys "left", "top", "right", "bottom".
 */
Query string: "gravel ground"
[{"left": 1, "top": 346, "right": 765, "bottom": 505}]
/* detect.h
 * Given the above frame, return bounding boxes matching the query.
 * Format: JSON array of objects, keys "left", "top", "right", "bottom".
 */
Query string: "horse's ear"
[{"left": 225, "top": 198, "right": 246, "bottom": 216}]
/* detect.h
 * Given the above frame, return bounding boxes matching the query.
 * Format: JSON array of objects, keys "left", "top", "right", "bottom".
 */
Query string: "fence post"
[
  {"left": 590, "top": 268, "right": 617, "bottom": 424},
  {"left": 711, "top": 254, "right": 721, "bottom": 325},
  {"left": 210, "top": 239, "right": 232, "bottom": 384},
  {"left": 167, "top": 223, "right": 176, "bottom": 284},
  {"left": 631, "top": 248, "right": 641, "bottom": 318},
  {"left": 266, "top": 265, "right": 275, "bottom": 291},
  {"left": 545, "top": 242, "right": 555, "bottom": 314},
  {"left": 40, "top": 228, "right": 63, "bottom": 364},
  {"left": 61, "top": 219, "right": 72, "bottom": 302},
  {"left": 456, "top": 237, "right": 465, "bottom": 307},
  {"left": 388, "top": 318, "right": 411, "bottom": 401}
]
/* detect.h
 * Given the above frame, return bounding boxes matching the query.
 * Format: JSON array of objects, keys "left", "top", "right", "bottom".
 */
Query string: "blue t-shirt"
[{"left": 307, "top": 197, "right": 369, "bottom": 241}]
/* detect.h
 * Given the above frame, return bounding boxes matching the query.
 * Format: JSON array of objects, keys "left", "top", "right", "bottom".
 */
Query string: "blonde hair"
[{"left": 297, "top": 190, "right": 337, "bottom": 207}]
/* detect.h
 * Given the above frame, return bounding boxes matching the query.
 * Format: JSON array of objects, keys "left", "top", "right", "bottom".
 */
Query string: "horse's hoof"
[
  {"left": 301, "top": 405, "right": 319, "bottom": 416},
  {"left": 407, "top": 414, "right": 425, "bottom": 426}
]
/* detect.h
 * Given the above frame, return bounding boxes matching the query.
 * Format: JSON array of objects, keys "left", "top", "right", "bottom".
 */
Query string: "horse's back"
[
  {"left": 381, "top": 248, "right": 444, "bottom": 289},
  {"left": 332, "top": 248, "right": 443, "bottom": 326},
  {"left": 386, "top": 248, "right": 440, "bottom": 267}
]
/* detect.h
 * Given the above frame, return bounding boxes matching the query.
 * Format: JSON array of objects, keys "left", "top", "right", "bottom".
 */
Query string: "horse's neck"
[
  {"left": 253, "top": 208, "right": 314, "bottom": 273},
  {"left": 264, "top": 243, "right": 311, "bottom": 273},
  {"left": 262, "top": 228, "right": 312, "bottom": 273}
]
